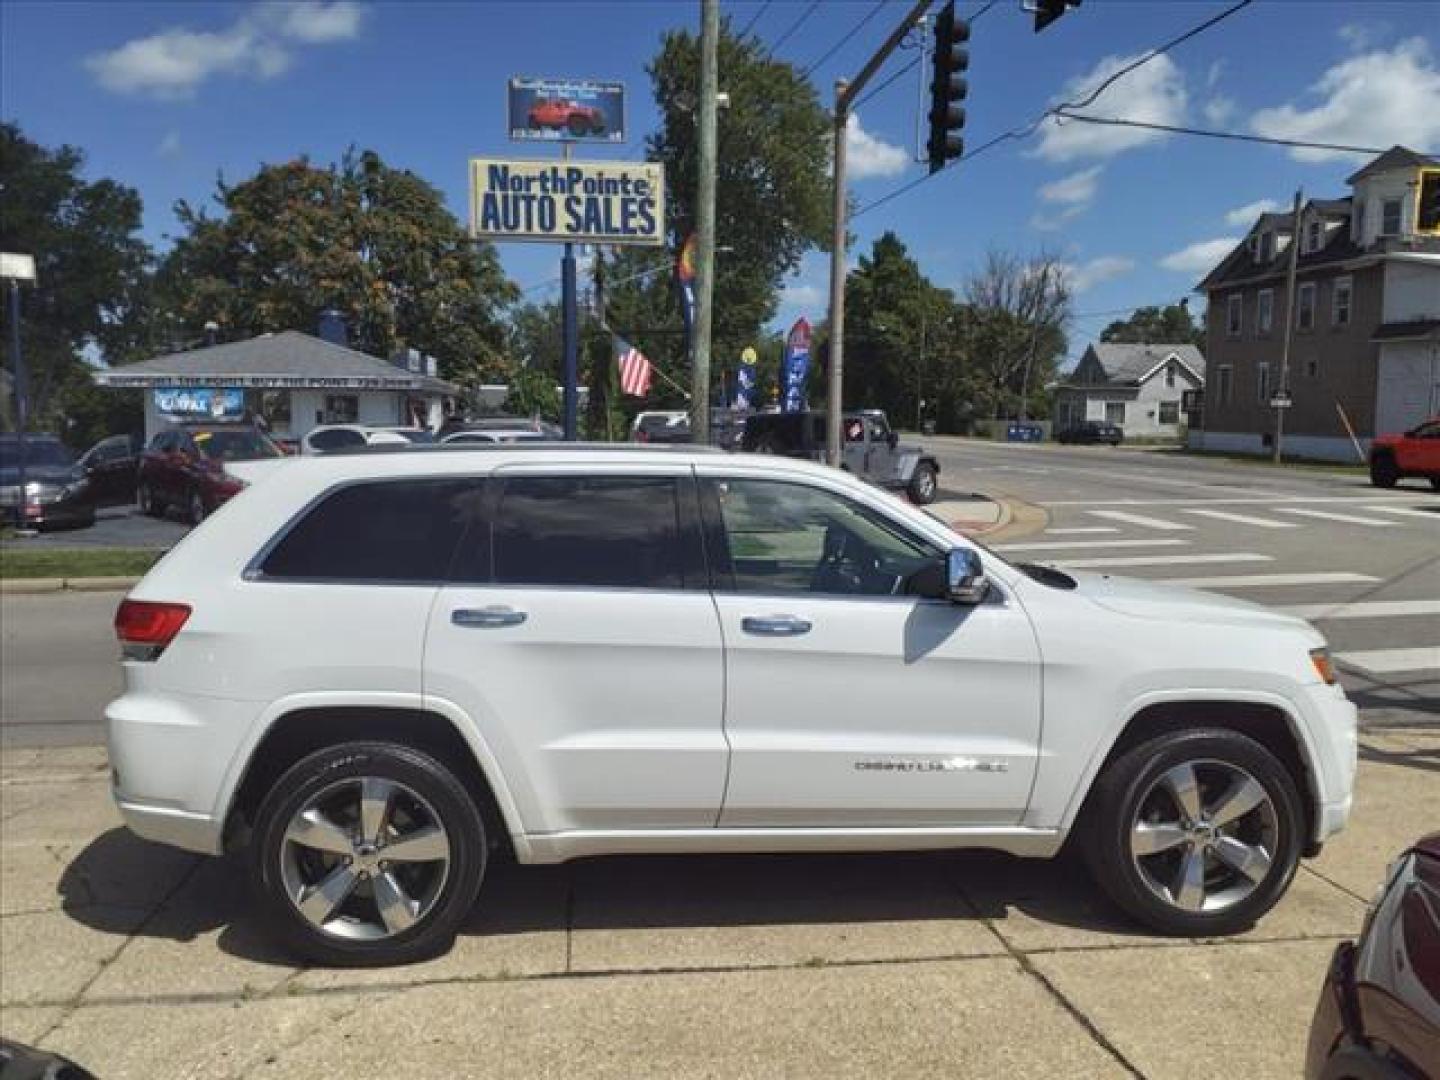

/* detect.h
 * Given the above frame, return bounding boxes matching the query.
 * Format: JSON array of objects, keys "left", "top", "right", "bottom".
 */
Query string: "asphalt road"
[
  {"left": 2, "top": 441, "right": 1435, "bottom": 746},
  {"left": 929, "top": 437, "right": 1440, "bottom": 732},
  {"left": 2, "top": 504, "right": 189, "bottom": 550}
]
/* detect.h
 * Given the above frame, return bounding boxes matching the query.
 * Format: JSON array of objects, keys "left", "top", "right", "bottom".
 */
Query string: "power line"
[
  {"left": 737, "top": 0, "right": 773, "bottom": 40},
  {"left": 804, "top": 0, "right": 890, "bottom": 77},
  {"left": 853, "top": 56, "right": 918, "bottom": 109},
  {"left": 768, "top": 0, "right": 822, "bottom": 58},
  {"left": 854, "top": 130, "right": 1013, "bottom": 218},
  {"left": 1049, "top": 110, "right": 1402, "bottom": 157}
]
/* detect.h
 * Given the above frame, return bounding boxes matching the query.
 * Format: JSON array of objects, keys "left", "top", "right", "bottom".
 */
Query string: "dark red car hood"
[{"left": 1414, "top": 833, "right": 1440, "bottom": 861}]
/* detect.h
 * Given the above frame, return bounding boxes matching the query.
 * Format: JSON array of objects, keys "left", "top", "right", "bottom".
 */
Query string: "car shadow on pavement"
[{"left": 1359, "top": 741, "right": 1440, "bottom": 775}]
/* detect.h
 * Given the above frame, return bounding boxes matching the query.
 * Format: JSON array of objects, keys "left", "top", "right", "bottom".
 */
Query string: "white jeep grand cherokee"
[{"left": 107, "top": 446, "right": 1357, "bottom": 966}]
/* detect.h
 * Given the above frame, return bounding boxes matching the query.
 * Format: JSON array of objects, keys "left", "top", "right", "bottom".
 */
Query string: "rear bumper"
[{"left": 115, "top": 796, "right": 222, "bottom": 855}]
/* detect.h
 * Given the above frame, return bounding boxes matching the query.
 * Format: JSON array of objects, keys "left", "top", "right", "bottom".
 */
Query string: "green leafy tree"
[
  {"left": 0, "top": 123, "right": 153, "bottom": 443},
  {"left": 157, "top": 149, "right": 518, "bottom": 384},
  {"left": 1100, "top": 303, "right": 1203, "bottom": 348},
  {"left": 506, "top": 300, "right": 564, "bottom": 378},
  {"left": 502, "top": 364, "right": 561, "bottom": 421}
]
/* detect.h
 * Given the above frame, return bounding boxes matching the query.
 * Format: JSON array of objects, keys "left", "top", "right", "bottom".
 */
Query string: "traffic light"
[
  {"left": 926, "top": 0, "right": 969, "bottom": 175},
  {"left": 1034, "top": 0, "right": 1081, "bottom": 33}
]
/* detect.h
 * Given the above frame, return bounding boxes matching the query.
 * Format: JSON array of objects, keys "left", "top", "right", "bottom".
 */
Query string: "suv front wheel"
[
  {"left": 250, "top": 742, "right": 487, "bottom": 966},
  {"left": 1082, "top": 728, "right": 1303, "bottom": 937}
]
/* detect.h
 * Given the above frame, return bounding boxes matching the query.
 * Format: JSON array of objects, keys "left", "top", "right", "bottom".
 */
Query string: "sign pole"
[{"left": 561, "top": 142, "right": 579, "bottom": 440}]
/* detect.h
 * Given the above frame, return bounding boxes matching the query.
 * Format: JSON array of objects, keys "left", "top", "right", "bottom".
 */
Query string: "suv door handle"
[
  {"left": 452, "top": 606, "right": 527, "bottom": 629},
  {"left": 741, "top": 615, "right": 812, "bottom": 637}
]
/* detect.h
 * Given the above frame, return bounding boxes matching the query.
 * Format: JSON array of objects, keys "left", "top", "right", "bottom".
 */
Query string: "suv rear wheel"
[
  {"left": 250, "top": 742, "right": 487, "bottom": 966},
  {"left": 1082, "top": 728, "right": 1303, "bottom": 936},
  {"left": 1369, "top": 452, "right": 1399, "bottom": 488},
  {"left": 137, "top": 482, "right": 158, "bottom": 517}
]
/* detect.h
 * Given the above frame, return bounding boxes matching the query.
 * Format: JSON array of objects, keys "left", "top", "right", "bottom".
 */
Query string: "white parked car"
[
  {"left": 440, "top": 429, "right": 548, "bottom": 445},
  {"left": 301, "top": 425, "right": 435, "bottom": 454},
  {"left": 108, "top": 447, "right": 1356, "bottom": 965}
]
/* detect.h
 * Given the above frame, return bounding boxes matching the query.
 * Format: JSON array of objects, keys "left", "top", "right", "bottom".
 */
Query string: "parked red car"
[
  {"left": 1305, "top": 834, "right": 1440, "bottom": 1078},
  {"left": 527, "top": 97, "right": 605, "bottom": 137},
  {"left": 1369, "top": 416, "right": 1440, "bottom": 489},
  {"left": 137, "top": 423, "right": 284, "bottom": 525}
]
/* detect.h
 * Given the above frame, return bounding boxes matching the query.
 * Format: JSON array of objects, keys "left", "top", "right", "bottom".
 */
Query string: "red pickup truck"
[
  {"left": 1369, "top": 417, "right": 1440, "bottom": 489},
  {"left": 527, "top": 98, "right": 605, "bottom": 137}
]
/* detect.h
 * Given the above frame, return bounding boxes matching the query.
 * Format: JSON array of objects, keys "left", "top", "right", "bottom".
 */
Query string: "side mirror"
[{"left": 947, "top": 548, "right": 990, "bottom": 605}]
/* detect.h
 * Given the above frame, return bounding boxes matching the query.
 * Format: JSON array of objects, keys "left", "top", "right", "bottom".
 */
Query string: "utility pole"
[
  {"left": 1274, "top": 187, "right": 1302, "bottom": 464},
  {"left": 692, "top": 0, "right": 719, "bottom": 446},
  {"left": 826, "top": 0, "right": 933, "bottom": 466},
  {"left": 560, "top": 144, "right": 578, "bottom": 440}
]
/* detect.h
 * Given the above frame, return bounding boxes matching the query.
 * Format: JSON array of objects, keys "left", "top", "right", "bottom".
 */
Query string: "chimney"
[
  {"left": 425, "top": 355, "right": 438, "bottom": 377},
  {"left": 317, "top": 309, "right": 348, "bottom": 347},
  {"left": 203, "top": 321, "right": 219, "bottom": 347}
]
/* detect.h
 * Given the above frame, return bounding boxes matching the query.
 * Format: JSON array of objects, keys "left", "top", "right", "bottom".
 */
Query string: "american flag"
[{"left": 615, "top": 337, "right": 653, "bottom": 397}]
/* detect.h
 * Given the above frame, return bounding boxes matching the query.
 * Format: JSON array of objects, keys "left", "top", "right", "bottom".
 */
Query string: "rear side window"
[
  {"left": 309, "top": 428, "right": 367, "bottom": 452},
  {"left": 491, "top": 476, "right": 687, "bottom": 590},
  {"left": 257, "top": 480, "right": 483, "bottom": 582}
]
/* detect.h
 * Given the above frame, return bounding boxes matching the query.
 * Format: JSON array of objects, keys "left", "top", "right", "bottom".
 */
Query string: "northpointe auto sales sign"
[{"left": 469, "top": 159, "right": 664, "bottom": 246}]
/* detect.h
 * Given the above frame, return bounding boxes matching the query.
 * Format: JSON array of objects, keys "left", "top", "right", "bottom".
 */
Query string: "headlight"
[
  {"left": 23, "top": 481, "right": 43, "bottom": 496},
  {"left": 1310, "top": 647, "right": 1338, "bottom": 685}
]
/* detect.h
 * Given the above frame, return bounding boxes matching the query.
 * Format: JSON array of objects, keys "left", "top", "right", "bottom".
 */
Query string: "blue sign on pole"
[
  {"left": 781, "top": 318, "right": 811, "bottom": 414},
  {"left": 735, "top": 346, "right": 757, "bottom": 410}
]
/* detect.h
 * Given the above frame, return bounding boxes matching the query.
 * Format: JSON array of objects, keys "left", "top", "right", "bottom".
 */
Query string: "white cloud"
[
  {"left": 1039, "top": 165, "right": 1103, "bottom": 207},
  {"left": 1223, "top": 198, "right": 1279, "bottom": 227},
  {"left": 780, "top": 281, "right": 825, "bottom": 313},
  {"left": 1338, "top": 23, "right": 1389, "bottom": 52},
  {"left": 1206, "top": 60, "right": 1226, "bottom": 91},
  {"left": 1159, "top": 237, "right": 1239, "bottom": 275},
  {"left": 1030, "top": 205, "right": 1087, "bottom": 232},
  {"left": 1058, "top": 256, "right": 1135, "bottom": 294},
  {"left": 86, "top": 2, "right": 366, "bottom": 99},
  {"left": 845, "top": 114, "right": 909, "bottom": 180},
  {"left": 157, "top": 131, "right": 182, "bottom": 158},
  {"left": 1250, "top": 37, "right": 1440, "bottom": 162},
  {"left": 1032, "top": 52, "right": 1187, "bottom": 163},
  {"left": 1203, "top": 96, "right": 1236, "bottom": 127}
]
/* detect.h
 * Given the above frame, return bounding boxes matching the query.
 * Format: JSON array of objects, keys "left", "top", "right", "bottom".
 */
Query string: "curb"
[
  {"left": 1, "top": 576, "right": 140, "bottom": 595},
  {"left": 975, "top": 492, "right": 1049, "bottom": 544}
]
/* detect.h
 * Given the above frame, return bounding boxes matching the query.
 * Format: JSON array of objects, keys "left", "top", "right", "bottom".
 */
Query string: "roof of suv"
[{"left": 321, "top": 441, "right": 724, "bottom": 458}]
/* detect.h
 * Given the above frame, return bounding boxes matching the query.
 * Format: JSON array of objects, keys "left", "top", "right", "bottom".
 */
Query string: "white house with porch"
[{"left": 1051, "top": 343, "right": 1205, "bottom": 438}]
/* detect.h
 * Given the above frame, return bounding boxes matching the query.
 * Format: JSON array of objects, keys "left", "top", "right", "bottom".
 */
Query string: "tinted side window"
[
  {"left": 492, "top": 476, "right": 684, "bottom": 589},
  {"left": 310, "top": 428, "right": 367, "bottom": 451},
  {"left": 259, "top": 480, "right": 483, "bottom": 582}
]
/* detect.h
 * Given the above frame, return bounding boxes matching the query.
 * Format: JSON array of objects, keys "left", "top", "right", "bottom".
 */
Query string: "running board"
[{"left": 521, "top": 826, "right": 1064, "bottom": 865}]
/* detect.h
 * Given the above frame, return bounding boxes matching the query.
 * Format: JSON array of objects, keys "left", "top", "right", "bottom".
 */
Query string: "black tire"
[
  {"left": 907, "top": 462, "right": 939, "bottom": 505},
  {"left": 188, "top": 489, "right": 207, "bottom": 526},
  {"left": 249, "top": 741, "right": 487, "bottom": 967},
  {"left": 1081, "top": 728, "right": 1304, "bottom": 937},
  {"left": 1369, "top": 453, "right": 1399, "bottom": 488},
  {"left": 137, "top": 482, "right": 159, "bottom": 517}
]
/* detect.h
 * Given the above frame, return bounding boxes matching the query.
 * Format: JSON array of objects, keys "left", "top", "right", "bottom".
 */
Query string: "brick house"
[
  {"left": 1052, "top": 343, "right": 1205, "bottom": 438},
  {"left": 1193, "top": 146, "right": 1440, "bottom": 461}
]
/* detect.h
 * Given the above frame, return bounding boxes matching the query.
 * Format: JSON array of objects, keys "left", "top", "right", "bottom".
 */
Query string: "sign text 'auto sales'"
[{"left": 468, "top": 159, "right": 664, "bottom": 246}]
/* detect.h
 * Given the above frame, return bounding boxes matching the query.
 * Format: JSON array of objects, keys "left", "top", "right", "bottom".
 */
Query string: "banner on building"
[
  {"left": 153, "top": 387, "right": 245, "bottom": 420},
  {"left": 735, "top": 346, "right": 757, "bottom": 410},
  {"left": 781, "top": 318, "right": 811, "bottom": 414},
  {"left": 508, "top": 78, "right": 625, "bottom": 144},
  {"left": 469, "top": 159, "right": 664, "bottom": 245}
]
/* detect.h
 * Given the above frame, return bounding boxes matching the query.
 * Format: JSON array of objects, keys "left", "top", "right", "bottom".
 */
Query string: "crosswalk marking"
[
  {"left": 1054, "top": 553, "right": 1270, "bottom": 570},
  {"left": 1276, "top": 600, "right": 1440, "bottom": 621},
  {"left": 1042, "top": 496, "right": 1422, "bottom": 507},
  {"left": 996, "top": 538, "right": 1187, "bottom": 553},
  {"left": 1153, "top": 572, "right": 1379, "bottom": 589},
  {"left": 1274, "top": 508, "right": 1400, "bottom": 527},
  {"left": 1044, "top": 526, "right": 1121, "bottom": 535},
  {"left": 1183, "top": 509, "right": 1298, "bottom": 529},
  {"left": 1334, "top": 647, "right": 1440, "bottom": 676},
  {"left": 1086, "top": 510, "right": 1194, "bottom": 531},
  {"left": 1362, "top": 505, "right": 1440, "bottom": 521}
]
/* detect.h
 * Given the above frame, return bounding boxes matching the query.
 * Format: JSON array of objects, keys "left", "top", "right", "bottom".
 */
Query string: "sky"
[{"left": 4, "top": 0, "right": 1439, "bottom": 367}]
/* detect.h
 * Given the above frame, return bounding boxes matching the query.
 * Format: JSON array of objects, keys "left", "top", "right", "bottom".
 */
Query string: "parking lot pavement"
[
  {"left": 2, "top": 731, "right": 1433, "bottom": 1079},
  {"left": 1, "top": 505, "right": 188, "bottom": 551}
]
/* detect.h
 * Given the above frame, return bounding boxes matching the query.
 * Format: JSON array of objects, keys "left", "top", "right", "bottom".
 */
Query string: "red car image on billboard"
[{"left": 509, "top": 78, "right": 625, "bottom": 144}]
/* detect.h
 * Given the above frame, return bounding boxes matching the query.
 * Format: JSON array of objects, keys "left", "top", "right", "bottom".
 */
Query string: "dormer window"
[
  {"left": 1258, "top": 231, "right": 1274, "bottom": 262},
  {"left": 1381, "top": 198, "right": 1403, "bottom": 236},
  {"left": 1305, "top": 220, "right": 1322, "bottom": 253}
]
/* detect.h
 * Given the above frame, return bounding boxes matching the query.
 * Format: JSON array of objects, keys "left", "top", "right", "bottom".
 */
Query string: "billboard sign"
[
  {"left": 154, "top": 387, "right": 245, "bottom": 420},
  {"left": 508, "top": 77, "right": 625, "bottom": 144},
  {"left": 469, "top": 159, "right": 664, "bottom": 246}
]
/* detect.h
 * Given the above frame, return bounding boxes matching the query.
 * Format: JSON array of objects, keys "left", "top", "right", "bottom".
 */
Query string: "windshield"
[
  {"left": 192, "top": 429, "right": 285, "bottom": 461},
  {"left": 0, "top": 439, "right": 74, "bottom": 469}
]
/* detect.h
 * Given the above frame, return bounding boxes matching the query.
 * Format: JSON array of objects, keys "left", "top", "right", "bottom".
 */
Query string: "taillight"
[{"left": 115, "top": 600, "right": 191, "bottom": 661}]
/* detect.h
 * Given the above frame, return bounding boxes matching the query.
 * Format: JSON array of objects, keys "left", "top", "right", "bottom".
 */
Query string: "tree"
[
  {"left": 506, "top": 300, "right": 564, "bottom": 378},
  {"left": 156, "top": 149, "right": 518, "bottom": 385},
  {"left": 0, "top": 123, "right": 153, "bottom": 441},
  {"left": 502, "top": 365, "right": 561, "bottom": 421},
  {"left": 1100, "top": 303, "right": 1203, "bottom": 348}
]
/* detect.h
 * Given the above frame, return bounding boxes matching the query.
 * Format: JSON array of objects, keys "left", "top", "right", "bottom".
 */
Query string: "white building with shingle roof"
[{"left": 1051, "top": 343, "right": 1206, "bottom": 438}]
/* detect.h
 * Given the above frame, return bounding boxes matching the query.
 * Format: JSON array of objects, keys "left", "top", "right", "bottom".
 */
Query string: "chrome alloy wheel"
[
  {"left": 279, "top": 777, "right": 451, "bottom": 941},
  {"left": 1129, "top": 759, "right": 1279, "bottom": 915}
]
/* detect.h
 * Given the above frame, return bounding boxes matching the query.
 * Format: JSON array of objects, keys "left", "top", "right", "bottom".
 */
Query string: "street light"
[{"left": 1, "top": 252, "right": 38, "bottom": 531}]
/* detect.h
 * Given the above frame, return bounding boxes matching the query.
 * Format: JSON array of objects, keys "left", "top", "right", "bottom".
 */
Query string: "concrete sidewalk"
[{"left": 2, "top": 731, "right": 1435, "bottom": 1079}]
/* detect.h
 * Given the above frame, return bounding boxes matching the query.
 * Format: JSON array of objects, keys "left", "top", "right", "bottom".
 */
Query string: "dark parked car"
[
  {"left": 137, "top": 423, "right": 284, "bottom": 525},
  {"left": 741, "top": 409, "right": 941, "bottom": 504},
  {"left": 0, "top": 433, "right": 96, "bottom": 530},
  {"left": 1306, "top": 833, "right": 1440, "bottom": 1079},
  {"left": 1055, "top": 420, "right": 1124, "bottom": 446},
  {"left": 77, "top": 433, "right": 143, "bottom": 506}
]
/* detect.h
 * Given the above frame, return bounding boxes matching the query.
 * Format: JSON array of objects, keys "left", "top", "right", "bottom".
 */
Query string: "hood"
[
  {"left": 0, "top": 464, "right": 81, "bottom": 488},
  {"left": 1069, "top": 570, "right": 1322, "bottom": 640}
]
